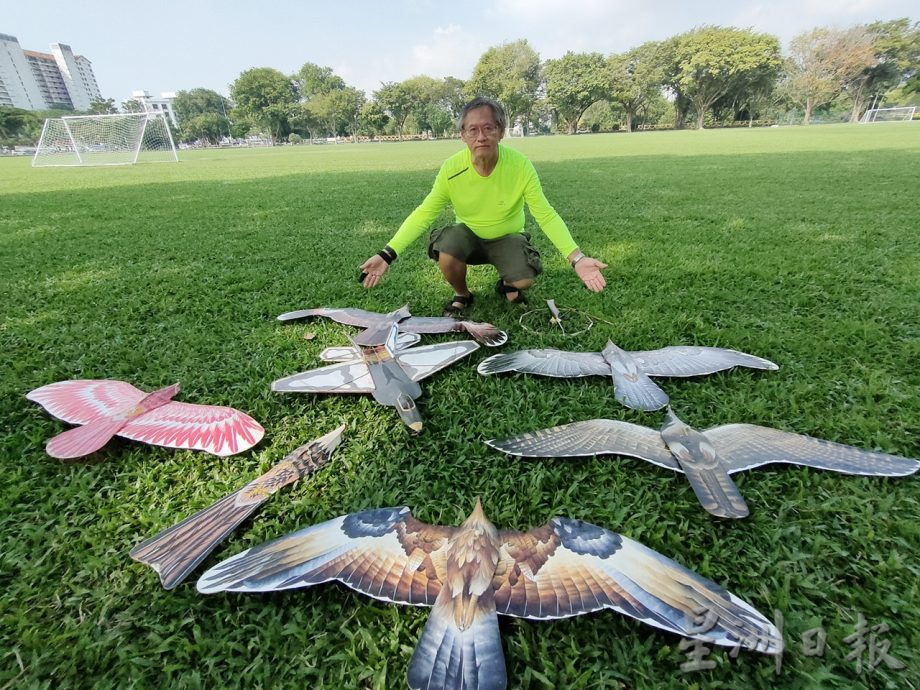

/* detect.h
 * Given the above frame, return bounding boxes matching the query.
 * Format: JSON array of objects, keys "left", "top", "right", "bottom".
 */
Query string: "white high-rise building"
[{"left": 0, "top": 33, "right": 102, "bottom": 110}]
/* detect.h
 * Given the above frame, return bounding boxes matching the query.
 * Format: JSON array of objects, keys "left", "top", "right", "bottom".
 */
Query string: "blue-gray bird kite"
[{"left": 487, "top": 409, "right": 919, "bottom": 519}]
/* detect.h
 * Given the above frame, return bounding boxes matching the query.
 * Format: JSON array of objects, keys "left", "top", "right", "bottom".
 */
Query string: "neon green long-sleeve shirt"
[{"left": 386, "top": 144, "right": 578, "bottom": 257}]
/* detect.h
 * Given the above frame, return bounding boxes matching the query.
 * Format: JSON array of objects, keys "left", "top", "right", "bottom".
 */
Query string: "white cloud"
[{"left": 409, "top": 24, "right": 481, "bottom": 79}]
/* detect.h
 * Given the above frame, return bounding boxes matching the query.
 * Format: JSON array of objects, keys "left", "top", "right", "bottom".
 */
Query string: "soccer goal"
[
  {"left": 32, "top": 112, "right": 179, "bottom": 167},
  {"left": 860, "top": 106, "right": 916, "bottom": 123}
]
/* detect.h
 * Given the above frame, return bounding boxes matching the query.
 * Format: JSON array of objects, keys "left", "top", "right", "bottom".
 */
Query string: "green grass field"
[{"left": 2, "top": 124, "right": 919, "bottom": 689}]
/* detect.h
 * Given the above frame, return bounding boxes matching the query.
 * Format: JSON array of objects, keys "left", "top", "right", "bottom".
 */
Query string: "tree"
[
  {"left": 664, "top": 26, "right": 781, "bottom": 129},
  {"left": 846, "top": 19, "right": 920, "bottom": 120},
  {"left": 442, "top": 76, "right": 467, "bottom": 123},
  {"left": 374, "top": 81, "right": 414, "bottom": 139},
  {"left": 543, "top": 52, "right": 609, "bottom": 134},
  {"left": 358, "top": 100, "right": 389, "bottom": 137},
  {"left": 172, "top": 88, "right": 231, "bottom": 126},
  {"left": 783, "top": 26, "right": 878, "bottom": 125},
  {"left": 335, "top": 87, "right": 366, "bottom": 141},
  {"left": 307, "top": 87, "right": 365, "bottom": 139},
  {"left": 288, "top": 102, "right": 323, "bottom": 141},
  {"left": 0, "top": 107, "right": 40, "bottom": 146},
  {"left": 608, "top": 41, "right": 667, "bottom": 133},
  {"left": 466, "top": 39, "right": 542, "bottom": 132},
  {"left": 88, "top": 97, "right": 118, "bottom": 115},
  {"left": 121, "top": 99, "right": 146, "bottom": 114},
  {"left": 180, "top": 113, "right": 230, "bottom": 145},
  {"left": 399, "top": 75, "right": 454, "bottom": 136},
  {"left": 294, "top": 62, "right": 346, "bottom": 100},
  {"left": 907, "top": 72, "right": 920, "bottom": 95},
  {"left": 230, "top": 67, "right": 297, "bottom": 142}
]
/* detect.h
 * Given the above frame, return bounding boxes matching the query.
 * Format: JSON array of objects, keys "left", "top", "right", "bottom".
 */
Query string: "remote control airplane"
[{"left": 273, "top": 325, "right": 478, "bottom": 432}]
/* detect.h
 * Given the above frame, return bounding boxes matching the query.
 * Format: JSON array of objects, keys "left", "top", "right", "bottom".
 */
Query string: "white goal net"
[
  {"left": 32, "top": 112, "right": 179, "bottom": 167},
  {"left": 860, "top": 106, "right": 916, "bottom": 123}
]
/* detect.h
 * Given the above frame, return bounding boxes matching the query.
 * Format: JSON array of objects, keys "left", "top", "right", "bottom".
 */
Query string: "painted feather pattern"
[
  {"left": 488, "top": 409, "right": 919, "bottom": 518},
  {"left": 27, "top": 379, "right": 264, "bottom": 458},
  {"left": 130, "top": 425, "right": 345, "bottom": 589},
  {"left": 478, "top": 340, "right": 778, "bottom": 411},
  {"left": 198, "top": 501, "right": 781, "bottom": 689}
]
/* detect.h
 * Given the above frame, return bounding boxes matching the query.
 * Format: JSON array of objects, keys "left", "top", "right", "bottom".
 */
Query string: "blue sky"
[{"left": 7, "top": 1, "right": 916, "bottom": 103}]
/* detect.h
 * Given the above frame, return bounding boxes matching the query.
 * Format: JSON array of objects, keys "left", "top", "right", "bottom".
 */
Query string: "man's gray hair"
[{"left": 459, "top": 97, "right": 507, "bottom": 133}]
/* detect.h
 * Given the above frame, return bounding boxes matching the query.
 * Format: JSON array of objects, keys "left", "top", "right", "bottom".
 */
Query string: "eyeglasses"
[{"left": 462, "top": 124, "right": 499, "bottom": 139}]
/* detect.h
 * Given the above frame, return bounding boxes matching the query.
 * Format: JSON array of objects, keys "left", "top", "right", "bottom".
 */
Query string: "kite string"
[{"left": 519, "top": 304, "right": 600, "bottom": 337}]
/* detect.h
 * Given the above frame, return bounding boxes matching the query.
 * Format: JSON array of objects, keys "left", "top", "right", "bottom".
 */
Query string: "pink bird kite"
[{"left": 27, "top": 379, "right": 264, "bottom": 459}]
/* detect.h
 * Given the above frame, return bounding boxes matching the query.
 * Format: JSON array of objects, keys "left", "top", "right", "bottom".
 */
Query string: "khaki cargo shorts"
[{"left": 427, "top": 223, "right": 543, "bottom": 282}]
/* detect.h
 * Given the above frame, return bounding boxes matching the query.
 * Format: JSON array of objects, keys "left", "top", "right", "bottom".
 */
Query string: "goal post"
[
  {"left": 859, "top": 106, "right": 916, "bottom": 123},
  {"left": 32, "top": 112, "right": 179, "bottom": 167}
]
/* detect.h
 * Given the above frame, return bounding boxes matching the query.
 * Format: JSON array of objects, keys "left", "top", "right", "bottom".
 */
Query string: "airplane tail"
[{"left": 395, "top": 394, "right": 423, "bottom": 433}]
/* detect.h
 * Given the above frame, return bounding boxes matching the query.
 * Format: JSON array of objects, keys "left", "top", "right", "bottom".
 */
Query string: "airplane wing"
[
  {"left": 272, "top": 361, "right": 374, "bottom": 393},
  {"left": 320, "top": 333, "right": 421, "bottom": 362},
  {"left": 396, "top": 341, "right": 480, "bottom": 382}
]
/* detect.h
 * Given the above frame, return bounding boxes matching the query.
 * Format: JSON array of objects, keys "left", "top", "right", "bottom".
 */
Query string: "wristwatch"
[{"left": 570, "top": 250, "right": 586, "bottom": 268}]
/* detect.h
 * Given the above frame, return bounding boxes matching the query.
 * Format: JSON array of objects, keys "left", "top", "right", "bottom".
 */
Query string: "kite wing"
[
  {"left": 399, "top": 316, "right": 508, "bottom": 347},
  {"left": 26, "top": 379, "right": 148, "bottom": 425},
  {"left": 131, "top": 425, "right": 345, "bottom": 589},
  {"left": 704, "top": 424, "right": 920, "bottom": 476},
  {"left": 118, "top": 401, "right": 264, "bottom": 457},
  {"left": 276, "top": 307, "right": 384, "bottom": 327},
  {"left": 492, "top": 518, "right": 781, "bottom": 653},
  {"left": 396, "top": 341, "right": 480, "bottom": 382},
  {"left": 477, "top": 349, "right": 608, "bottom": 378},
  {"left": 272, "top": 361, "right": 374, "bottom": 394},
  {"left": 487, "top": 419, "right": 679, "bottom": 471},
  {"left": 631, "top": 347, "right": 779, "bottom": 378},
  {"left": 197, "top": 506, "right": 454, "bottom": 608}
]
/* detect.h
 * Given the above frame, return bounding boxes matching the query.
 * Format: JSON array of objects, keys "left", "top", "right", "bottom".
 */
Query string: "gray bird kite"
[
  {"left": 278, "top": 304, "right": 508, "bottom": 347},
  {"left": 478, "top": 341, "right": 778, "bottom": 411},
  {"left": 197, "top": 499, "right": 781, "bottom": 690},
  {"left": 487, "top": 408, "right": 920, "bottom": 519},
  {"left": 272, "top": 325, "right": 478, "bottom": 432}
]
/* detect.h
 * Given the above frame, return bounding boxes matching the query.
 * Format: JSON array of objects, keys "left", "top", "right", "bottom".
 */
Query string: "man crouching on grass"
[{"left": 359, "top": 96, "right": 607, "bottom": 316}]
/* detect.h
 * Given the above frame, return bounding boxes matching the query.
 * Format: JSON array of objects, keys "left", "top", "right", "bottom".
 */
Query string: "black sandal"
[
  {"left": 443, "top": 293, "right": 474, "bottom": 316},
  {"left": 495, "top": 278, "right": 527, "bottom": 304}
]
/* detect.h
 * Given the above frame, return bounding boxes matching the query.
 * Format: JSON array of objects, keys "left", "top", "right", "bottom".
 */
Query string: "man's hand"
[
  {"left": 574, "top": 257, "right": 608, "bottom": 293},
  {"left": 359, "top": 255, "right": 389, "bottom": 288}
]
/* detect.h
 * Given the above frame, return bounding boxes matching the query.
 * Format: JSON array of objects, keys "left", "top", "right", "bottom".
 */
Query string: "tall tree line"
[{"left": 4, "top": 20, "right": 916, "bottom": 148}]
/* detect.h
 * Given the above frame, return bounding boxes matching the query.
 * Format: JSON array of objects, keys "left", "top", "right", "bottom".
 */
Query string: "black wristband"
[{"left": 378, "top": 246, "right": 396, "bottom": 264}]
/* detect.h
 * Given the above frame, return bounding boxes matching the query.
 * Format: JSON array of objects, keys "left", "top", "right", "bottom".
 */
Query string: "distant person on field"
[{"left": 359, "top": 96, "right": 607, "bottom": 315}]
